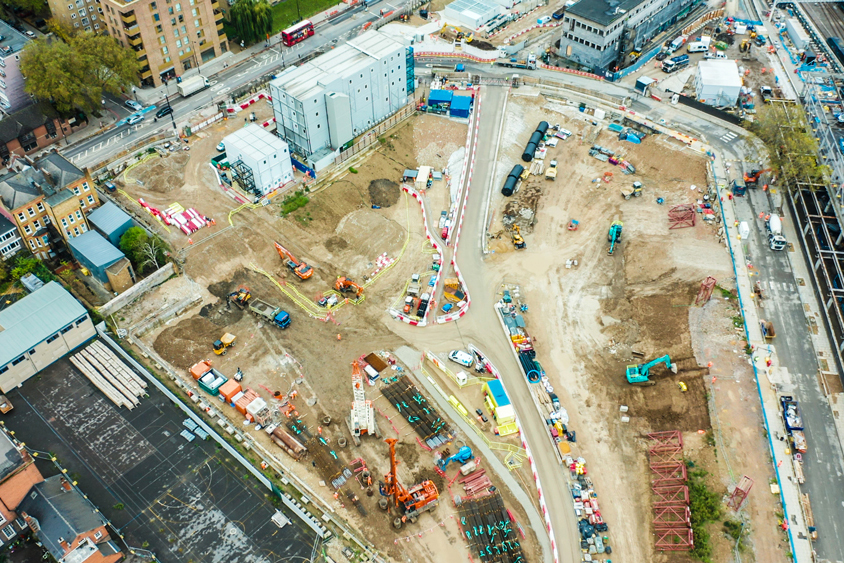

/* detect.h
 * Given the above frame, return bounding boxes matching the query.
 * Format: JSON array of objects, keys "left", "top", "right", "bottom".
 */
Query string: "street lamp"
[
  {"left": 60, "top": 122, "right": 69, "bottom": 146},
  {"left": 132, "top": 86, "right": 138, "bottom": 101},
  {"left": 162, "top": 80, "right": 178, "bottom": 133}
]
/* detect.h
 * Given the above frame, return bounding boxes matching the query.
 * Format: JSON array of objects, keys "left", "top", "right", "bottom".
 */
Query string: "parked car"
[
  {"left": 127, "top": 114, "right": 145, "bottom": 125},
  {"left": 125, "top": 100, "right": 143, "bottom": 111},
  {"left": 24, "top": 30, "right": 36, "bottom": 39},
  {"left": 104, "top": 181, "right": 116, "bottom": 193},
  {"left": 448, "top": 350, "right": 474, "bottom": 368},
  {"left": 155, "top": 105, "right": 173, "bottom": 118},
  {"left": 216, "top": 142, "right": 226, "bottom": 152}
]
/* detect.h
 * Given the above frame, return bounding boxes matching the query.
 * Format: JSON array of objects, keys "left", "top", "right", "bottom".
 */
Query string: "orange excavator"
[
  {"left": 334, "top": 276, "right": 364, "bottom": 297},
  {"left": 274, "top": 242, "right": 313, "bottom": 280},
  {"left": 379, "top": 438, "right": 439, "bottom": 529},
  {"left": 743, "top": 168, "right": 771, "bottom": 188}
]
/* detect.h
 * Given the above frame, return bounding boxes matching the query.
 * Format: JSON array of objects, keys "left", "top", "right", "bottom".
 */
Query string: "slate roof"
[
  {"left": 0, "top": 153, "right": 85, "bottom": 211},
  {"left": 0, "top": 102, "right": 59, "bottom": 145}
]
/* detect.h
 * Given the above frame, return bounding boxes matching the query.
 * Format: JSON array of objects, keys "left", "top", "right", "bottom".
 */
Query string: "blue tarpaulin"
[
  {"left": 450, "top": 95, "right": 472, "bottom": 118},
  {"left": 427, "top": 89, "right": 453, "bottom": 106}
]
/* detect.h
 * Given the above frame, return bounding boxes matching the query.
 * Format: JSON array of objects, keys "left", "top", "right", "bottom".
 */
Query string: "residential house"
[
  {"left": 0, "top": 102, "right": 86, "bottom": 164},
  {"left": 0, "top": 214, "right": 21, "bottom": 259},
  {"left": 0, "top": 153, "right": 100, "bottom": 260},
  {"left": 0, "top": 431, "right": 46, "bottom": 547},
  {"left": 19, "top": 475, "right": 123, "bottom": 563}
]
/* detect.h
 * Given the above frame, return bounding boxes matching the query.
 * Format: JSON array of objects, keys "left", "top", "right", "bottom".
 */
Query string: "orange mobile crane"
[
  {"left": 379, "top": 438, "right": 439, "bottom": 529},
  {"left": 274, "top": 242, "right": 314, "bottom": 280},
  {"left": 335, "top": 276, "right": 364, "bottom": 297}
]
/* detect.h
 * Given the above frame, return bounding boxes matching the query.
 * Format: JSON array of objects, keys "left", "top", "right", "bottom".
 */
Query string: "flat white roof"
[
  {"left": 270, "top": 29, "right": 404, "bottom": 101},
  {"left": 224, "top": 124, "right": 289, "bottom": 158},
  {"left": 697, "top": 59, "right": 742, "bottom": 88}
]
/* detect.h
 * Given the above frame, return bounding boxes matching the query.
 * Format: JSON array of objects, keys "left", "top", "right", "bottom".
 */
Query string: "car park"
[{"left": 448, "top": 350, "right": 474, "bottom": 368}]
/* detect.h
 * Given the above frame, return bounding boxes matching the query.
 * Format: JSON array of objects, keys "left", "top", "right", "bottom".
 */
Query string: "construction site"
[
  {"left": 112, "top": 98, "right": 542, "bottom": 562},
  {"left": 481, "top": 89, "right": 787, "bottom": 562}
]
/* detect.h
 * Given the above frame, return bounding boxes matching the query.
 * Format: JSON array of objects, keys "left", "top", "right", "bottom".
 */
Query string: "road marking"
[{"left": 720, "top": 131, "right": 738, "bottom": 143}]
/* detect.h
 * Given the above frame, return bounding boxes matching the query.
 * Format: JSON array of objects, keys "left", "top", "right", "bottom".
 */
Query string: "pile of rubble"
[{"left": 502, "top": 184, "right": 542, "bottom": 231}]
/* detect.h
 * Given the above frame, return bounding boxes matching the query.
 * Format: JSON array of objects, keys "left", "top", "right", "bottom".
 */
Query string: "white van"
[
  {"left": 687, "top": 36, "right": 711, "bottom": 53},
  {"left": 448, "top": 350, "right": 474, "bottom": 368}
]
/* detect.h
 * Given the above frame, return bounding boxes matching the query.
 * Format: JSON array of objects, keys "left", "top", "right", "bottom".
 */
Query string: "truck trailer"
[
  {"left": 177, "top": 75, "right": 210, "bottom": 97},
  {"left": 249, "top": 298, "right": 291, "bottom": 329}
]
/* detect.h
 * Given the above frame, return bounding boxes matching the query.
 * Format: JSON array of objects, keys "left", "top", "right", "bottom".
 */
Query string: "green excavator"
[
  {"left": 625, "top": 355, "right": 678, "bottom": 386},
  {"left": 607, "top": 220, "right": 623, "bottom": 255}
]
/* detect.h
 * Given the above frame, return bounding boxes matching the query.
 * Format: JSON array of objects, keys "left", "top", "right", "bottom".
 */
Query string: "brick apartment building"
[{"left": 0, "top": 153, "right": 100, "bottom": 260}]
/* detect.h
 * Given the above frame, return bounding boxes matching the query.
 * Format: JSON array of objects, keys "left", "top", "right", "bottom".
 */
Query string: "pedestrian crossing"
[
  {"left": 756, "top": 280, "right": 798, "bottom": 299},
  {"left": 720, "top": 131, "right": 739, "bottom": 143}
]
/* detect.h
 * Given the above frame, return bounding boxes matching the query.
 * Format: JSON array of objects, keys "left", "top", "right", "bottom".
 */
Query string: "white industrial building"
[
  {"left": 270, "top": 29, "right": 411, "bottom": 171},
  {"left": 223, "top": 125, "right": 295, "bottom": 196},
  {"left": 694, "top": 60, "right": 742, "bottom": 107},
  {"left": 442, "top": 0, "right": 505, "bottom": 29},
  {"left": 785, "top": 18, "right": 811, "bottom": 51}
]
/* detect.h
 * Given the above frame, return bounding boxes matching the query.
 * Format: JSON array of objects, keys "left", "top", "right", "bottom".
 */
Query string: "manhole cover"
[{"left": 797, "top": 278, "right": 805, "bottom": 286}]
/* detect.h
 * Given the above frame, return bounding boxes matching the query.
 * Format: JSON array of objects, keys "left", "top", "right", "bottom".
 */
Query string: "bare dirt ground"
[
  {"left": 118, "top": 111, "right": 542, "bottom": 562},
  {"left": 483, "top": 93, "right": 785, "bottom": 562}
]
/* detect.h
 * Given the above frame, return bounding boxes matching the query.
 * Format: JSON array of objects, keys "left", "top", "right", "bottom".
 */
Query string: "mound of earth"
[{"left": 368, "top": 179, "right": 400, "bottom": 207}]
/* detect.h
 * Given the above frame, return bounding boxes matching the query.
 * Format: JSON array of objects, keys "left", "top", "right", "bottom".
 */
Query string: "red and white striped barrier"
[
  {"left": 390, "top": 185, "right": 445, "bottom": 327},
  {"left": 226, "top": 91, "right": 273, "bottom": 114},
  {"left": 467, "top": 343, "right": 560, "bottom": 563},
  {"left": 412, "top": 51, "right": 497, "bottom": 64},
  {"left": 437, "top": 88, "right": 481, "bottom": 324},
  {"left": 539, "top": 63, "right": 604, "bottom": 81}
]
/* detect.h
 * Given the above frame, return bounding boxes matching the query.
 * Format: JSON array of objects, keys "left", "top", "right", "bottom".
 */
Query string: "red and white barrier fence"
[
  {"left": 226, "top": 91, "right": 273, "bottom": 114},
  {"left": 413, "top": 51, "right": 497, "bottom": 64},
  {"left": 503, "top": 21, "right": 561, "bottom": 44},
  {"left": 389, "top": 185, "right": 445, "bottom": 327},
  {"left": 539, "top": 63, "right": 604, "bottom": 81},
  {"left": 437, "top": 88, "right": 481, "bottom": 324}
]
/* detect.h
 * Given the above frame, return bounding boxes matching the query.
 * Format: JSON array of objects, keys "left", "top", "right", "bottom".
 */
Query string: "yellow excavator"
[
  {"left": 440, "top": 23, "right": 473, "bottom": 43},
  {"left": 511, "top": 225, "right": 526, "bottom": 250}
]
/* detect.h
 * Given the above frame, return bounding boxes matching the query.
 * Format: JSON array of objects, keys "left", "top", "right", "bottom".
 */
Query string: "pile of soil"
[
  {"left": 503, "top": 184, "right": 542, "bottom": 231},
  {"left": 368, "top": 179, "right": 400, "bottom": 207},
  {"left": 471, "top": 39, "right": 496, "bottom": 51},
  {"left": 153, "top": 316, "right": 223, "bottom": 369},
  {"left": 135, "top": 153, "right": 190, "bottom": 193}
]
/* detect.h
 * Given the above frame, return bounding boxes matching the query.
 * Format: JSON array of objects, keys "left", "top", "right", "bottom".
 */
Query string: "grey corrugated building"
[
  {"left": 0, "top": 281, "right": 95, "bottom": 391},
  {"left": 67, "top": 231, "right": 135, "bottom": 293},
  {"left": 558, "top": 0, "right": 700, "bottom": 72},
  {"left": 87, "top": 201, "right": 133, "bottom": 247}
]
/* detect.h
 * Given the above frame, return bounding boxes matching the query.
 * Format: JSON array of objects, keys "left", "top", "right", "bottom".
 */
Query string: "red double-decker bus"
[{"left": 281, "top": 20, "right": 315, "bottom": 47}]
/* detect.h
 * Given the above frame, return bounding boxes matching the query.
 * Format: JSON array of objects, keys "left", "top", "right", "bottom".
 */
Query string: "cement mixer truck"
[{"left": 766, "top": 214, "right": 786, "bottom": 251}]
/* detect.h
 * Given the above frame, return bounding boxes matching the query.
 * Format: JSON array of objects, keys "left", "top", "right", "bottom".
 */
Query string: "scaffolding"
[
  {"left": 231, "top": 158, "right": 256, "bottom": 195},
  {"left": 727, "top": 475, "right": 754, "bottom": 511}
]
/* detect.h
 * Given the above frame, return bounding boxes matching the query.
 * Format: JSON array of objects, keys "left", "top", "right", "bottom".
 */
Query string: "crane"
[
  {"left": 274, "top": 242, "right": 313, "bottom": 280},
  {"left": 349, "top": 361, "right": 376, "bottom": 446},
  {"left": 335, "top": 277, "right": 364, "bottom": 297},
  {"left": 379, "top": 438, "right": 439, "bottom": 529},
  {"left": 437, "top": 445, "right": 472, "bottom": 471},
  {"left": 625, "top": 355, "right": 677, "bottom": 386},
  {"left": 607, "top": 220, "right": 623, "bottom": 255}
]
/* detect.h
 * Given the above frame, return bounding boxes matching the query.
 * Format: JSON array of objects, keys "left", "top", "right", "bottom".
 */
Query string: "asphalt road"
[
  {"left": 63, "top": 0, "right": 410, "bottom": 169},
  {"left": 729, "top": 162, "right": 844, "bottom": 560}
]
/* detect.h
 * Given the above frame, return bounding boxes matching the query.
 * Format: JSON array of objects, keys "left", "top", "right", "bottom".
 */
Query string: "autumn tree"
[{"left": 21, "top": 33, "right": 141, "bottom": 113}]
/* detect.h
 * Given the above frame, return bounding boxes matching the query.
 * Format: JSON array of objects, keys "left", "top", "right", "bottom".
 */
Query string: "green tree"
[
  {"left": 230, "top": 0, "right": 272, "bottom": 44},
  {"left": 21, "top": 33, "right": 140, "bottom": 113},
  {"left": 119, "top": 227, "right": 169, "bottom": 275}
]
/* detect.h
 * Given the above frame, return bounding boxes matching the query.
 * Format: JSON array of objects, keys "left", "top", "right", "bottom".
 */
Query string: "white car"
[
  {"left": 448, "top": 350, "right": 474, "bottom": 368},
  {"left": 125, "top": 100, "right": 143, "bottom": 111},
  {"left": 127, "top": 114, "right": 145, "bottom": 125},
  {"left": 24, "top": 31, "right": 36, "bottom": 39},
  {"left": 216, "top": 142, "right": 225, "bottom": 152}
]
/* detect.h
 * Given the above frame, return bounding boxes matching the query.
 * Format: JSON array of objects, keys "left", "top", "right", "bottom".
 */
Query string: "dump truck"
[
  {"left": 545, "top": 160, "right": 558, "bottom": 180},
  {"left": 497, "top": 54, "right": 537, "bottom": 70},
  {"left": 781, "top": 396, "right": 807, "bottom": 453},
  {"left": 249, "top": 298, "right": 291, "bottom": 329},
  {"left": 177, "top": 75, "right": 210, "bottom": 97}
]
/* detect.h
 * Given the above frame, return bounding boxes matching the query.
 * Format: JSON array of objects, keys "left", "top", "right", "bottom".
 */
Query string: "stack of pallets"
[{"left": 70, "top": 342, "right": 148, "bottom": 409}]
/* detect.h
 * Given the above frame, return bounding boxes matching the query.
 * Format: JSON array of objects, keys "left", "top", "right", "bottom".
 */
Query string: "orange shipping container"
[
  {"left": 236, "top": 388, "right": 259, "bottom": 415},
  {"left": 219, "top": 380, "right": 242, "bottom": 403},
  {"left": 189, "top": 360, "right": 213, "bottom": 380}
]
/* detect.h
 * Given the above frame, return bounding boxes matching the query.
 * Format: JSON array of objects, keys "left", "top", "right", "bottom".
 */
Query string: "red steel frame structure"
[{"left": 648, "top": 431, "right": 693, "bottom": 551}]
